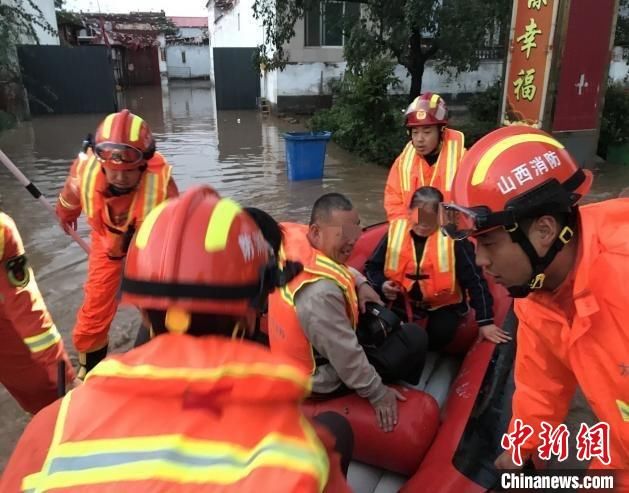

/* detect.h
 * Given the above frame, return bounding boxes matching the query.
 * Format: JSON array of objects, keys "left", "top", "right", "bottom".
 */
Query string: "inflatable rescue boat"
[{"left": 261, "top": 222, "right": 516, "bottom": 493}]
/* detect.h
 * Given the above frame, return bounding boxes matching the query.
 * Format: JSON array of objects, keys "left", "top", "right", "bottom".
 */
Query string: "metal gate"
[
  {"left": 17, "top": 45, "right": 117, "bottom": 115},
  {"left": 213, "top": 47, "right": 260, "bottom": 110},
  {"left": 126, "top": 47, "right": 161, "bottom": 86}
]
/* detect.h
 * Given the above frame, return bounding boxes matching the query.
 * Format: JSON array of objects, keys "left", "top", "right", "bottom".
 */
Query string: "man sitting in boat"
[
  {"left": 1, "top": 186, "right": 352, "bottom": 493},
  {"left": 268, "top": 193, "right": 422, "bottom": 433},
  {"left": 365, "top": 186, "right": 509, "bottom": 348}
]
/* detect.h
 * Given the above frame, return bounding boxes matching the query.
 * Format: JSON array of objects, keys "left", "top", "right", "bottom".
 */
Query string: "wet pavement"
[{"left": 0, "top": 80, "right": 627, "bottom": 470}]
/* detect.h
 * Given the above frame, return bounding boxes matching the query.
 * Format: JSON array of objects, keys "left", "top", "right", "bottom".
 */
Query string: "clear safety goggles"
[
  {"left": 95, "top": 142, "right": 144, "bottom": 165},
  {"left": 438, "top": 203, "right": 515, "bottom": 240}
]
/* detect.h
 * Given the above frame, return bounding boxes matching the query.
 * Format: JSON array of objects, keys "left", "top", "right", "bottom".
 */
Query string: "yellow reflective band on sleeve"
[
  {"left": 23, "top": 325, "right": 61, "bottom": 353},
  {"left": 81, "top": 157, "right": 99, "bottom": 219},
  {"left": 100, "top": 114, "right": 116, "bottom": 140},
  {"left": 430, "top": 93, "right": 441, "bottom": 108},
  {"left": 204, "top": 198, "right": 242, "bottom": 252},
  {"left": 472, "top": 134, "right": 565, "bottom": 186},
  {"left": 58, "top": 194, "right": 79, "bottom": 210},
  {"left": 617, "top": 400, "right": 629, "bottom": 422},
  {"left": 135, "top": 201, "right": 169, "bottom": 250},
  {"left": 85, "top": 359, "right": 311, "bottom": 393},
  {"left": 22, "top": 432, "right": 328, "bottom": 492},
  {"left": 129, "top": 115, "right": 143, "bottom": 142},
  {"left": 385, "top": 220, "right": 407, "bottom": 272}
]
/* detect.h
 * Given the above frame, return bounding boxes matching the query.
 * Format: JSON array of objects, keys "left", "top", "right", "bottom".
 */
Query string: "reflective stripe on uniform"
[
  {"left": 85, "top": 358, "right": 311, "bottom": 392},
  {"left": 142, "top": 172, "right": 158, "bottom": 219},
  {"left": 437, "top": 231, "right": 450, "bottom": 273},
  {"left": 58, "top": 194, "right": 79, "bottom": 210},
  {"left": 81, "top": 157, "right": 100, "bottom": 219},
  {"left": 400, "top": 143, "right": 415, "bottom": 193},
  {"left": 23, "top": 325, "right": 61, "bottom": 353},
  {"left": 23, "top": 432, "right": 328, "bottom": 492},
  {"left": 385, "top": 219, "right": 408, "bottom": 273}
]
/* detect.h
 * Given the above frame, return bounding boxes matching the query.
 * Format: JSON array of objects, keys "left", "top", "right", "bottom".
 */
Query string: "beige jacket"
[{"left": 294, "top": 268, "right": 387, "bottom": 403}]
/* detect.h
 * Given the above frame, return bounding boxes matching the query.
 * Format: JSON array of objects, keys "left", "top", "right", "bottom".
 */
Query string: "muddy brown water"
[{"left": 0, "top": 81, "right": 627, "bottom": 471}]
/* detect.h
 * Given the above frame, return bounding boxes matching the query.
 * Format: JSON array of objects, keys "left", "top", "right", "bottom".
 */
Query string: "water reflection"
[{"left": 0, "top": 81, "right": 628, "bottom": 469}]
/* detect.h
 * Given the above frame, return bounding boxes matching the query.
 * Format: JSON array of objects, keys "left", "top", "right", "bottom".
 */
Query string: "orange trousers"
[{"left": 72, "top": 232, "right": 124, "bottom": 354}]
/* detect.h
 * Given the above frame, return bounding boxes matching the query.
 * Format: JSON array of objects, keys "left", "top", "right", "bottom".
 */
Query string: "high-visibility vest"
[
  {"left": 57, "top": 150, "right": 172, "bottom": 257},
  {"left": 268, "top": 223, "right": 359, "bottom": 374},
  {"left": 384, "top": 128, "right": 464, "bottom": 221},
  {"left": 384, "top": 219, "right": 462, "bottom": 309},
  {"left": 21, "top": 334, "right": 331, "bottom": 492},
  {"left": 74, "top": 150, "right": 171, "bottom": 230}
]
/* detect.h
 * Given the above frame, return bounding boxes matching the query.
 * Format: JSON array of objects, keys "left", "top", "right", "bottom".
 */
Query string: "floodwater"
[{"left": 0, "top": 80, "right": 627, "bottom": 470}]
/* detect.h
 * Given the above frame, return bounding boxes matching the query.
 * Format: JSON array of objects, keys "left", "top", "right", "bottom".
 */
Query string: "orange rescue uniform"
[
  {"left": 384, "top": 218, "right": 462, "bottom": 309},
  {"left": 0, "top": 334, "right": 349, "bottom": 493},
  {"left": 0, "top": 212, "right": 74, "bottom": 414},
  {"left": 268, "top": 222, "right": 359, "bottom": 375},
  {"left": 56, "top": 150, "right": 178, "bottom": 354},
  {"left": 384, "top": 128, "right": 464, "bottom": 221},
  {"left": 508, "top": 199, "right": 629, "bottom": 486}
]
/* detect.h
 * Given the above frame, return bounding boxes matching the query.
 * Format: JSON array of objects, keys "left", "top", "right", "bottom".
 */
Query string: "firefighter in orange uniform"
[
  {"left": 1, "top": 186, "right": 351, "bottom": 493},
  {"left": 439, "top": 126, "right": 628, "bottom": 487},
  {"left": 384, "top": 92, "right": 465, "bottom": 222},
  {"left": 55, "top": 109, "right": 178, "bottom": 378},
  {"left": 0, "top": 212, "right": 75, "bottom": 415}
]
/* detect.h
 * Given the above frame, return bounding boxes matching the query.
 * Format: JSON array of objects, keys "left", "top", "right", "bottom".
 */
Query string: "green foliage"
[
  {"left": 598, "top": 82, "right": 629, "bottom": 156},
  {"left": 253, "top": 0, "right": 511, "bottom": 99},
  {"left": 308, "top": 58, "right": 408, "bottom": 166},
  {"left": 0, "top": 110, "right": 17, "bottom": 131},
  {"left": 615, "top": 0, "right": 629, "bottom": 46},
  {"left": 0, "top": 0, "right": 57, "bottom": 82},
  {"left": 467, "top": 80, "right": 503, "bottom": 123}
]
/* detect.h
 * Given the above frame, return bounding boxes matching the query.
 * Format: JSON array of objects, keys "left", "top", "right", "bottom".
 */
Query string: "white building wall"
[
  {"left": 273, "top": 60, "right": 503, "bottom": 98},
  {"left": 167, "top": 45, "right": 211, "bottom": 78},
  {"left": 19, "top": 0, "right": 59, "bottom": 45},
  {"left": 262, "top": 69, "right": 278, "bottom": 104},
  {"left": 211, "top": 0, "right": 262, "bottom": 48},
  {"left": 157, "top": 34, "right": 168, "bottom": 76}
]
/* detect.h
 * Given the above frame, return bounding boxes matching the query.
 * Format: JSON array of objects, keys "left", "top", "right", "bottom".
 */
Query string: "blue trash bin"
[{"left": 283, "top": 131, "right": 332, "bottom": 181}]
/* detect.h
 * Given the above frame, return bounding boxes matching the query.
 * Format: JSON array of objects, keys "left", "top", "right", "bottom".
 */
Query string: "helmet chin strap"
[{"left": 505, "top": 217, "right": 576, "bottom": 298}]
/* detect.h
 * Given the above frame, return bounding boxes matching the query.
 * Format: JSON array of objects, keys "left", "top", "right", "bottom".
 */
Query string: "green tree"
[
  {"left": 253, "top": 0, "right": 511, "bottom": 101},
  {"left": 615, "top": 0, "right": 629, "bottom": 46},
  {"left": 0, "top": 0, "right": 58, "bottom": 81}
]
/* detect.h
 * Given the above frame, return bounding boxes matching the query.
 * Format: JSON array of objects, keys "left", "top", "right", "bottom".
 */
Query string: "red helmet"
[
  {"left": 439, "top": 126, "right": 593, "bottom": 296},
  {"left": 121, "top": 186, "right": 274, "bottom": 331},
  {"left": 405, "top": 92, "right": 448, "bottom": 128},
  {"left": 94, "top": 109, "right": 156, "bottom": 171}
]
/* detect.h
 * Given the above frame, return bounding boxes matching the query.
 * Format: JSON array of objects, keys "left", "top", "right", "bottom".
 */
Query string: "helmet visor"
[
  {"left": 95, "top": 142, "right": 144, "bottom": 165},
  {"left": 438, "top": 203, "right": 483, "bottom": 240}
]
